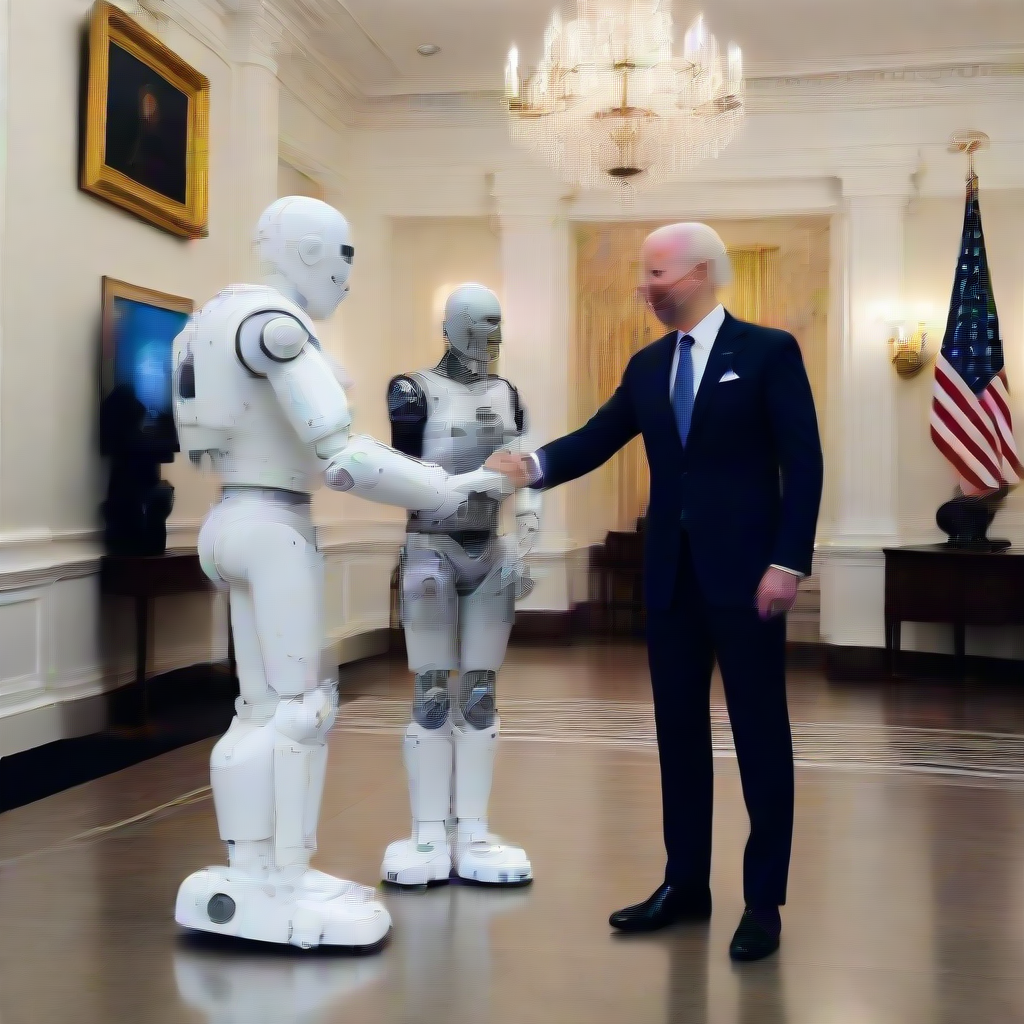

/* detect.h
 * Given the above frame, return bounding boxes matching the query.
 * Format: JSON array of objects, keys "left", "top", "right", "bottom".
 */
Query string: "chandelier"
[{"left": 503, "top": 1, "right": 744, "bottom": 193}]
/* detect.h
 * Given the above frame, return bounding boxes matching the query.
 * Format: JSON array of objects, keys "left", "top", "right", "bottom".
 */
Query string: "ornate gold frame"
[
  {"left": 82, "top": 2, "right": 210, "bottom": 238},
  {"left": 100, "top": 276, "right": 194, "bottom": 399}
]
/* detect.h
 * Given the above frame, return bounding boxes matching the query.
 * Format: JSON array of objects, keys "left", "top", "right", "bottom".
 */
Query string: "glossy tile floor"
[{"left": 0, "top": 645, "right": 1022, "bottom": 1024}]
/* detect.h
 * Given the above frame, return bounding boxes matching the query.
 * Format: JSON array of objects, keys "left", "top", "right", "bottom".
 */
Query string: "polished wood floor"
[{"left": 0, "top": 645, "right": 1021, "bottom": 1024}]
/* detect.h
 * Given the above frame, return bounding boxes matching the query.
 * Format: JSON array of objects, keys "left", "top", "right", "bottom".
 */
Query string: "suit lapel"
[{"left": 688, "top": 312, "right": 748, "bottom": 439}]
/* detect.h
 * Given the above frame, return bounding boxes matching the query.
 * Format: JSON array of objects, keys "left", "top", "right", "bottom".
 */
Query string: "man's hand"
[
  {"left": 755, "top": 566, "right": 800, "bottom": 620},
  {"left": 485, "top": 451, "right": 534, "bottom": 489}
]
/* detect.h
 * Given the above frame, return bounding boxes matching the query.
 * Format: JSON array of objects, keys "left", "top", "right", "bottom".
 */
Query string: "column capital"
[
  {"left": 223, "top": 0, "right": 285, "bottom": 72},
  {"left": 837, "top": 160, "right": 918, "bottom": 202},
  {"left": 490, "top": 168, "right": 574, "bottom": 220}
]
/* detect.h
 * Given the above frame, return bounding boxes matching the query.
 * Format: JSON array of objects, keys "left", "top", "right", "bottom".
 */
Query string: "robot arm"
[
  {"left": 509, "top": 385, "right": 542, "bottom": 557},
  {"left": 241, "top": 315, "right": 513, "bottom": 516}
]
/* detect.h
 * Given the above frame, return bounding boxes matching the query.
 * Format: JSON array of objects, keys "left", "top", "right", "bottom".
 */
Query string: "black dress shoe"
[
  {"left": 609, "top": 883, "right": 712, "bottom": 933},
  {"left": 729, "top": 907, "right": 781, "bottom": 961}
]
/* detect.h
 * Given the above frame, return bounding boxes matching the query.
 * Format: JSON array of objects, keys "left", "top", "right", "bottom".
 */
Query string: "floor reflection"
[{"left": 174, "top": 934, "right": 384, "bottom": 1023}]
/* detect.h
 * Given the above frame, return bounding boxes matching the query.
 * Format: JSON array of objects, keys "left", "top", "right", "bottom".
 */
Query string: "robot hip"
[{"left": 198, "top": 489, "right": 319, "bottom": 587}]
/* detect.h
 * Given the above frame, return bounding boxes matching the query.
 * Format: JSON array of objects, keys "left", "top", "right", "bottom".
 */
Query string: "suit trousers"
[{"left": 645, "top": 533, "right": 794, "bottom": 909}]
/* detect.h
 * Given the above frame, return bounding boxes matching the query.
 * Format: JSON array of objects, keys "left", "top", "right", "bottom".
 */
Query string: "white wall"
[{"left": 0, "top": 1, "right": 400, "bottom": 756}]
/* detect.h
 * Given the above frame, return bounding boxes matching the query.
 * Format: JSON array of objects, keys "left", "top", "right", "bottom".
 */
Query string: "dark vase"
[{"left": 936, "top": 484, "right": 1010, "bottom": 552}]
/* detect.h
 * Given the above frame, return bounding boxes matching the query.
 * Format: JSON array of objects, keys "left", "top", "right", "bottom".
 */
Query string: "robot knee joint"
[
  {"left": 273, "top": 684, "right": 338, "bottom": 745},
  {"left": 459, "top": 670, "right": 496, "bottom": 730},
  {"left": 401, "top": 556, "right": 456, "bottom": 629},
  {"left": 412, "top": 669, "right": 451, "bottom": 729}
]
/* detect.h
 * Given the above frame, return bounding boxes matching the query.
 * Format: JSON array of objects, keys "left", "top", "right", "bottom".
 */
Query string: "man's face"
[{"left": 638, "top": 240, "right": 707, "bottom": 326}]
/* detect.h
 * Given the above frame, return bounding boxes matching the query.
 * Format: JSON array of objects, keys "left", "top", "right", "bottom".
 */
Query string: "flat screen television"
[{"left": 100, "top": 276, "right": 192, "bottom": 462}]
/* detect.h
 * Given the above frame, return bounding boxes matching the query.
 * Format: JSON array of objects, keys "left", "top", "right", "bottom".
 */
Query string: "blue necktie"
[{"left": 673, "top": 334, "right": 696, "bottom": 447}]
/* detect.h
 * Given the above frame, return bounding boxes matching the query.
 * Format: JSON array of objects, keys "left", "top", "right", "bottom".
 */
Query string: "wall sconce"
[{"left": 888, "top": 320, "right": 935, "bottom": 379}]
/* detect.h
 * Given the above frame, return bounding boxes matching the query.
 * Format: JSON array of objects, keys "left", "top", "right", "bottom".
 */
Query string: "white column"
[
  {"left": 227, "top": 3, "right": 283, "bottom": 280},
  {"left": 0, "top": 0, "right": 8, "bottom": 525},
  {"left": 820, "top": 166, "right": 915, "bottom": 648},
  {"left": 492, "top": 171, "right": 576, "bottom": 610}
]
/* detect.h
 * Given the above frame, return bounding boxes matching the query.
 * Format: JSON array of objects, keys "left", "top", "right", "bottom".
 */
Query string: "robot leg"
[
  {"left": 452, "top": 567, "right": 531, "bottom": 885},
  {"left": 177, "top": 506, "right": 390, "bottom": 949},
  {"left": 381, "top": 544, "right": 459, "bottom": 887}
]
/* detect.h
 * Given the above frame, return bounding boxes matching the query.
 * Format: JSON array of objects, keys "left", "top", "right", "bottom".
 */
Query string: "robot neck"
[
  {"left": 437, "top": 347, "right": 487, "bottom": 383},
  {"left": 264, "top": 273, "right": 307, "bottom": 312}
]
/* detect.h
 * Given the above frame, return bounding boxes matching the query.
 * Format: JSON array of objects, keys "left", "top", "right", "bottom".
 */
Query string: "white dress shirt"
[
  {"left": 526, "top": 305, "right": 801, "bottom": 579},
  {"left": 669, "top": 303, "right": 725, "bottom": 401}
]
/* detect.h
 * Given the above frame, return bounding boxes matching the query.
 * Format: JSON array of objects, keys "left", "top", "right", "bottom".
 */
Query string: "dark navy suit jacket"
[{"left": 536, "top": 312, "right": 824, "bottom": 611}]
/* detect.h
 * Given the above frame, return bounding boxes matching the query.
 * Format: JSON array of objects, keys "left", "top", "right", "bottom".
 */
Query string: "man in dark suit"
[{"left": 486, "top": 223, "right": 823, "bottom": 961}]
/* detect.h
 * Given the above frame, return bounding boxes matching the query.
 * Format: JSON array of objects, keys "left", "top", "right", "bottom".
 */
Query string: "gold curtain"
[{"left": 573, "top": 224, "right": 782, "bottom": 530}]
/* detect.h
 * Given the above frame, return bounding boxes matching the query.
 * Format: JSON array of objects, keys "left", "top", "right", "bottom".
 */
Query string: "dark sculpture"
[
  {"left": 936, "top": 485, "right": 1010, "bottom": 552},
  {"left": 100, "top": 384, "right": 175, "bottom": 556}
]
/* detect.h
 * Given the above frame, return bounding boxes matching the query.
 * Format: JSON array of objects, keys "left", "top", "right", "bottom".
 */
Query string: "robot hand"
[
  {"left": 515, "top": 511, "right": 541, "bottom": 558},
  {"left": 425, "top": 467, "right": 516, "bottom": 522},
  {"left": 514, "top": 483, "right": 542, "bottom": 558},
  {"left": 448, "top": 467, "right": 516, "bottom": 503}
]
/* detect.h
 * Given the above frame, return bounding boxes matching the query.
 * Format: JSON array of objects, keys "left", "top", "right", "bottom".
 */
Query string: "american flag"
[{"left": 930, "top": 171, "right": 1022, "bottom": 491}]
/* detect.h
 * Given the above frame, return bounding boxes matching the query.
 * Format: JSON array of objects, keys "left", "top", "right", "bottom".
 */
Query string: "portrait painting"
[{"left": 82, "top": 2, "right": 209, "bottom": 238}]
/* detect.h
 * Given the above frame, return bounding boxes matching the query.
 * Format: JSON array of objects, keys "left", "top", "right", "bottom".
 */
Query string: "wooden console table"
[
  {"left": 101, "top": 549, "right": 234, "bottom": 727},
  {"left": 883, "top": 545, "right": 1024, "bottom": 677}
]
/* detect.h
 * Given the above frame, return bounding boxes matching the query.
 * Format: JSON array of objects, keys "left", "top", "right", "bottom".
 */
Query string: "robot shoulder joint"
[
  {"left": 236, "top": 311, "right": 310, "bottom": 376},
  {"left": 387, "top": 374, "right": 428, "bottom": 424}
]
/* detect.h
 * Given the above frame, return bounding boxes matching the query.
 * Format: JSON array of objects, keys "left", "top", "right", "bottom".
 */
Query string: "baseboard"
[
  {"left": 824, "top": 644, "right": 1024, "bottom": 683},
  {"left": 511, "top": 610, "right": 574, "bottom": 643}
]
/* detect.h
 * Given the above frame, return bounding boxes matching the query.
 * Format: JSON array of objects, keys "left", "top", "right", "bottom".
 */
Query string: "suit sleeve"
[
  {"left": 764, "top": 335, "right": 824, "bottom": 576},
  {"left": 534, "top": 365, "right": 640, "bottom": 490}
]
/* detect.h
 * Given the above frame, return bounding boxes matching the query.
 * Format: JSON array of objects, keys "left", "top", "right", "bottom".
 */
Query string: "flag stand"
[{"left": 932, "top": 131, "right": 1014, "bottom": 552}]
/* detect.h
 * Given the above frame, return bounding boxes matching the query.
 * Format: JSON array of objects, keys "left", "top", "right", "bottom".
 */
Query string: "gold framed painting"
[{"left": 82, "top": 2, "right": 210, "bottom": 238}]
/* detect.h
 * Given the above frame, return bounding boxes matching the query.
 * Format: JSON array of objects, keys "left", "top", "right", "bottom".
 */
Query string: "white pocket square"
[{"left": 719, "top": 370, "right": 740, "bottom": 382}]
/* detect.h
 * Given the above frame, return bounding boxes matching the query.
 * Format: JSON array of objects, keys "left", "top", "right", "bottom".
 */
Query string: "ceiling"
[{"left": 275, "top": 0, "right": 1024, "bottom": 97}]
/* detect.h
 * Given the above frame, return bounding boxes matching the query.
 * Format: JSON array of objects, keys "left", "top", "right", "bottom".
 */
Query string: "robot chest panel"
[{"left": 420, "top": 381, "right": 516, "bottom": 474}]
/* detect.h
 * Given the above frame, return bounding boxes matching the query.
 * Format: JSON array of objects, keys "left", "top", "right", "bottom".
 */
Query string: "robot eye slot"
[{"left": 340, "top": 244, "right": 354, "bottom": 262}]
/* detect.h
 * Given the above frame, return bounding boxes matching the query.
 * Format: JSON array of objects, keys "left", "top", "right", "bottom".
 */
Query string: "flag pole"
[{"left": 933, "top": 129, "right": 1012, "bottom": 551}]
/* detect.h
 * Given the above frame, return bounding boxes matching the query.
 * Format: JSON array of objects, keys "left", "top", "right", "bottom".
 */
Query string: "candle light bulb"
[
  {"left": 684, "top": 14, "right": 705, "bottom": 57},
  {"left": 505, "top": 45, "right": 520, "bottom": 99},
  {"left": 728, "top": 44, "right": 742, "bottom": 86}
]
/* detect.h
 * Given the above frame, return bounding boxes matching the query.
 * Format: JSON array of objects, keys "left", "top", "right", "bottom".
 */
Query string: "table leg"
[
  {"left": 136, "top": 596, "right": 150, "bottom": 725},
  {"left": 885, "top": 616, "right": 901, "bottom": 677},
  {"left": 954, "top": 622, "right": 966, "bottom": 678}
]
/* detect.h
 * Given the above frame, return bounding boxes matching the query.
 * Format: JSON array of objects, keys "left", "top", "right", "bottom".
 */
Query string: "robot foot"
[
  {"left": 175, "top": 867, "right": 393, "bottom": 950},
  {"left": 380, "top": 836, "right": 453, "bottom": 888},
  {"left": 454, "top": 834, "right": 533, "bottom": 887}
]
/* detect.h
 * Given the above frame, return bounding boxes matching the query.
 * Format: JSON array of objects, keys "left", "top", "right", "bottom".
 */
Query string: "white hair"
[{"left": 643, "top": 222, "right": 733, "bottom": 287}]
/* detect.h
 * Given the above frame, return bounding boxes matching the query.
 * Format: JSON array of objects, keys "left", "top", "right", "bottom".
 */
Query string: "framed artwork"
[
  {"left": 82, "top": 2, "right": 210, "bottom": 238},
  {"left": 100, "top": 276, "right": 193, "bottom": 456}
]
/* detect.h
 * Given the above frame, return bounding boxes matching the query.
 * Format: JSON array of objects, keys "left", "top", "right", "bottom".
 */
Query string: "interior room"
[{"left": 0, "top": 0, "right": 1021, "bottom": 1020}]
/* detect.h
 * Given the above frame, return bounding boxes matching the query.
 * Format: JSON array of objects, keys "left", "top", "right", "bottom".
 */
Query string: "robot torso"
[
  {"left": 172, "top": 285, "right": 331, "bottom": 494},
  {"left": 390, "top": 362, "right": 522, "bottom": 535}
]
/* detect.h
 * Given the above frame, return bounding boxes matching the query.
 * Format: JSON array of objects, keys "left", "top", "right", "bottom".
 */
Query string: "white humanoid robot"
[
  {"left": 380, "top": 283, "right": 542, "bottom": 887},
  {"left": 171, "top": 199, "right": 511, "bottom": 950}
]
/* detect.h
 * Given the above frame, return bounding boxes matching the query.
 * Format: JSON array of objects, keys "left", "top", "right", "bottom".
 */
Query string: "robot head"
[
  {"left": 442, "top": 284, "right": 502, "bottom": 371},
  {"left": 256, "top": 197, "right": 355, "bottom": 320}
]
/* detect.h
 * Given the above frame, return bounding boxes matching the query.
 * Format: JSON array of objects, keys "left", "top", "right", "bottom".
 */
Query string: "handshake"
[
  {"left": 482, "top": 451, "right": 538, "bottom": 489},
  {"left": 322, "top": 437, "right": 539, "bottom": 522}
]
